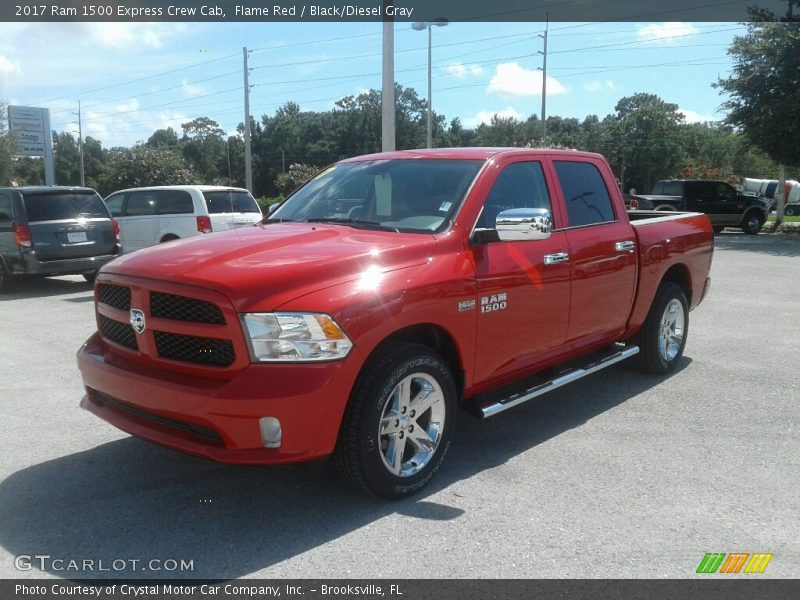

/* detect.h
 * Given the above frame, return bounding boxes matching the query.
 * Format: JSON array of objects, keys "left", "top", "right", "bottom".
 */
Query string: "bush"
[{"left": 256, "top": 196, "right": 284, "bottom": 211}]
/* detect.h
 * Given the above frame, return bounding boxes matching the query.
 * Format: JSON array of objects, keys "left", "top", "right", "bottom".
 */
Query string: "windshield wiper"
[{"left": 305, "top": 218, "right": 399, "bottom": 232}]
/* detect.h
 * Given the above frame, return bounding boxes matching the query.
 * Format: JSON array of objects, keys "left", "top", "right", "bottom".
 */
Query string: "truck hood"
[{"left": 104, "top": 223, "right": 436, "bottom": 311}]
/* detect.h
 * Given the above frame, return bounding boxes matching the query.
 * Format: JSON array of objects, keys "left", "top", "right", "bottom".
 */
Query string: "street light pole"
[{"left": 413, "top": 19, "right": 448, "bottom": 149}]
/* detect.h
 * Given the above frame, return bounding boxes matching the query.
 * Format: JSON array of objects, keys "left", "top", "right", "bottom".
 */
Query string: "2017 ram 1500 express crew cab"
[{"left": 77, "top": 148, "right": 714, "bottom": 498}]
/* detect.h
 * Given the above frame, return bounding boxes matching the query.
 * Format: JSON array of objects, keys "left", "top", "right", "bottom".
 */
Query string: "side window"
[
  {"left": 717, "top": 183, "right": 736, "bottom": 198},
  {"left": 555, "top": 161, "right": 616, "bottom": 227},
  {"left": 477, "top": 161, "right": 553, "bottom": 229},
  {"left": 664, "top": 181, "right": 682, "bottom": 196},
  {"left": 125, "top": 192, "right": 157, "bottom": 216},
  {"left": 156, "top": 190, "right": 194, "bottom": 215},
  {"left": 0, "top": 193, "right": 13, "bottom": 222},
  {"left": 105, "top": 193, "right": 124, "bottom": 217}
]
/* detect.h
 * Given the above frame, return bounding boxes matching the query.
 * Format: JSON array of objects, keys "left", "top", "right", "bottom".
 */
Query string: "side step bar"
[{"left": 478, "top": 345, "right": 640, "bottom": 418}]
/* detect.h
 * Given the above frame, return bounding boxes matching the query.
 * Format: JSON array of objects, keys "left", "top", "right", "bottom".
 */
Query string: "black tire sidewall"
[
  {"left": 355, "top": 348, "right": 456, "bottom": 499},
  {"left": 742, "top": 211, "right": 764, "bottom": 234}
]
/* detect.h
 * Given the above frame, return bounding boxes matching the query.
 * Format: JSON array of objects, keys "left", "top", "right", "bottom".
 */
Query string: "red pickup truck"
[{"left": 77, "top": 148, "right": 713, "bottom": 498}]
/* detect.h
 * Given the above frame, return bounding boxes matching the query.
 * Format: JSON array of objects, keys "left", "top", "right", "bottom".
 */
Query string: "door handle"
[
  {"left": 615, "top": 240, "right": 636, "bottom": 253},
  {"left": 544, "top": 252, "right": 569, "bottom": 265}
]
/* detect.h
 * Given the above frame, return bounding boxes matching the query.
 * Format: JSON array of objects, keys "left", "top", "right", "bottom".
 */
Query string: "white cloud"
[
  {"left": 116, "top": 99, "right": 140, "bottom": 113},
  {"left": 488, "top": 63, "right": 566, "bottom": 97},
  {"left": 180, "top": 78, "right": 210, "bottom": 98},
  {"left": 678, "top": 107, "right": 720, "bottom": 123},
  {"left": 583, "top": 80, "right": 617, "bottom": 92},
  {"left": 443, "top": 63, "right": 484, "bottom": 79},
  {"left": 637, "top": 22, "right": 700, "bottom": 44},
  {"left": 83, "top": 23, "right": 182, "bottom": 49},
  {"left": 0, "top": 54, "right": 18, "bottom": 75},
  {"left": 464, "top": 106, "right": 521, "bottom": 128}
]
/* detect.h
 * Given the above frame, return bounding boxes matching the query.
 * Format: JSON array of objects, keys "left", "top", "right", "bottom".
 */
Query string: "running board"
[{"left": 478, "top": 345, "right": 640, "bottom": 419}]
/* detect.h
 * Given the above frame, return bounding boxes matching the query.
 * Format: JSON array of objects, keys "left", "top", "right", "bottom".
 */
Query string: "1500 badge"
[{"left": 480, "top": 293, "right": 508, "bottom": 314}]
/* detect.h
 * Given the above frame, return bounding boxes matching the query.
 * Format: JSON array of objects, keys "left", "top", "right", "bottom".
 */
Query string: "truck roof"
[{"left": 341, "top": 147, "right": 607, "bottom": 162}]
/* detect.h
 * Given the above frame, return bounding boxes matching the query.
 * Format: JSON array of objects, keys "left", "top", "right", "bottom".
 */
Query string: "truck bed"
[{"left": 625, "top": 210, "right": 714, "bottom": 336}]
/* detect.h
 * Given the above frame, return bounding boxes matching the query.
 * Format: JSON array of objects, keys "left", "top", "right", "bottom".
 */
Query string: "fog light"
[{"left": 259, "top": 417, "right": 282, "bottom": 448}]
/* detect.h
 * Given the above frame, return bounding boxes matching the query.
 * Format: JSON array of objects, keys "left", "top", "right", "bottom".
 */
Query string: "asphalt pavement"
[{"left": 0, "top": 232, "right": 798, "bottom": 579}]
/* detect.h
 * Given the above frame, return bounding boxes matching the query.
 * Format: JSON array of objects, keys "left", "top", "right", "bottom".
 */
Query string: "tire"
[
  {"left": 0, "top": 265, "right": 11, "bottom": 293},
  {"left": 712, "top": 226, "right": 725, "bottom": 234},
  {"left": 82, "top": 272, "right": 97, "bottom": 284},
  {"left": 741, "top": 211, "right": 764, "bottom": 235},
  {"left": 629, "top": 282, "right": 689, "bottom": 375},
  {"left": 653, "top": 204, "right": 676, "bottom": 212},
  {"left": 334, "top": 342, "right": 457, "bottom": 499},
  {"left": 160, "top": 235, "right": 179, "bottom": 243},
  {"left": 786, "top": 205, "right": 797, "bottom": 217}
]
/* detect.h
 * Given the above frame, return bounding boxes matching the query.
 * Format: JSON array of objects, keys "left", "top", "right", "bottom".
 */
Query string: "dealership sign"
[
  {"left": 8, "top": 105, "right": 48, "bottom": 156},
  {"left": 7, "top": 105, "right": 55, "bottom": 184}
]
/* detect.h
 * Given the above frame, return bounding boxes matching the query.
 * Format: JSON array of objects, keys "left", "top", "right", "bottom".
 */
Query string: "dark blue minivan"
[{"left": 0, "top": 186, "right": 121, "bottom": 291}]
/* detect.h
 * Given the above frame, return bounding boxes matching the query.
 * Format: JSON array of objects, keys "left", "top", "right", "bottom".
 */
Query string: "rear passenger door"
[
  {"left": 121, "top": 191, "right": 157, "bottom": 253},
  {"left": 154, "top": 190, "right": 195, "bottom": 240},
  {"left": 552, "top": 159, "right": 637, "bottom": 346}
]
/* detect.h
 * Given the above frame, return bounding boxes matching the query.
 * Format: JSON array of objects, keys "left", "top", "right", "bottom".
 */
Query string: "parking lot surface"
[{"left": 1, "top": 232, "right": 798, "bottom": 579}]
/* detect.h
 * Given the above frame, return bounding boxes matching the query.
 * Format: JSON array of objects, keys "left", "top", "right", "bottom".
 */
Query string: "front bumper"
[{"left": 77, "top": 332, "right": 363, "bottom": 464}]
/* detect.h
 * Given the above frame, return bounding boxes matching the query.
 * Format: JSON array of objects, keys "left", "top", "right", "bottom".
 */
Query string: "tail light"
[
  {"left": 197, "top": 216, "right": 213, "bottom": 234},
  {"left": 14, "top": 223, "right": 32, "bottom": 248},
  {"left": 112, "top": 219, "right": 120, "bottom": 239},
  {"left": 630, "top": 198, "right": 639, "bottom": 210}
]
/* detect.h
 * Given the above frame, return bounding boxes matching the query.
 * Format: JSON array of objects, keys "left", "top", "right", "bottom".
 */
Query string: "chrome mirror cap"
[{"left": 495, "top": 208, "right": 553, "bottom": 241}]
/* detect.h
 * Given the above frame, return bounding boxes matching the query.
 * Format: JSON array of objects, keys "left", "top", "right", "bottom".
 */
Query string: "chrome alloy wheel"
[
  {"left": 658, "top": 298, "right": 685, "bottom": 362},
  {"left": 378, "top": 372, "right": 446, "bottom": 477}
]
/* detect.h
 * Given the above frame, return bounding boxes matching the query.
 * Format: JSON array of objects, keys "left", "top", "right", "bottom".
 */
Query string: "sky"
[{"left": 0, "top": 20, "right": 742, "bottom": 148}]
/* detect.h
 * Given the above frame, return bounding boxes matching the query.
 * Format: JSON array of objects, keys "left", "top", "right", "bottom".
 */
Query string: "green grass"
[{"left": 768, "top": 215, "right": 800, "bottom": 222}]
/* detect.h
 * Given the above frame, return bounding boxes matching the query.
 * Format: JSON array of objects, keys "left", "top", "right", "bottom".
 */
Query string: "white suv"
[{"left": 104, "top": 185, "right": 262, "bottom": 253}]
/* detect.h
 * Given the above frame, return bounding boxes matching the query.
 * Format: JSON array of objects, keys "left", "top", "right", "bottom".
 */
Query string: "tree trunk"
[{"left": 775, "top": 163, "right": 786, "bottom": 228}]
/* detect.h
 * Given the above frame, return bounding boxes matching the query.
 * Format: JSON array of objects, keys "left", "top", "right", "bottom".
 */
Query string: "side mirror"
[
  {"left": 496, "top": 208, "right": 552, "bottom": 241},
  {"left": 267, "top": 203, "right": 281, "bottom": 216}
]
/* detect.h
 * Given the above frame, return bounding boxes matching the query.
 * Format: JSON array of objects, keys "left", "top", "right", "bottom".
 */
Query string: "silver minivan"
[{"left": 103, "top": 185, "right": 263, "bottom": 254}]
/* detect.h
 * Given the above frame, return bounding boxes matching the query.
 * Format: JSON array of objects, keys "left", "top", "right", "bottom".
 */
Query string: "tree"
[
  {"left": 53, "top": 131, "right": 81, "bottom": 185},
  {"left": 275, "top": 163, "right": 318, "bottom": 196},
  {"left": 181, "top": 117, "right": 226, "bottom": 182},
  {"left": 716, "top": 17, "right": 800, "bottom": 223},
  {"left": 147, "top": 127, "right": 179, "bottom": 148},
  {"left": 98, "top": 145, "right": 196, "bottom": 196},
  {"left": 0, "top": 102, "right": 15, "bottom": 185},
  {"left": 611, "top": 93, "right": 684, "bottom": 193}
]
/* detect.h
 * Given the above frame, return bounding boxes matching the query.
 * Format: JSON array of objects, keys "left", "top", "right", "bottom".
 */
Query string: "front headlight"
[{"left": 241, "top": 313, "right": 353, "bottom": 362}]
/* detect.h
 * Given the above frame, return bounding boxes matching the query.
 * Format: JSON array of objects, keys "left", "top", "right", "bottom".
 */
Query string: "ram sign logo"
[{"left": 129, "top": 309, "right": 146, "bottom": 335}]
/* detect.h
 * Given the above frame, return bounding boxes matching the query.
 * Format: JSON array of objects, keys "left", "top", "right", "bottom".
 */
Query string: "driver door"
[{"left": 472, "top": 159, "right": 571, "bottom": 386}]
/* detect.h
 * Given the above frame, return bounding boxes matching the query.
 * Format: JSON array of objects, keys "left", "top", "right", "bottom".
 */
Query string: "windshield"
[
  {"left": 271, "top": 159, "right": 484, "bottom": 233},
  {"left": 23, "top": 192, "right": 109, "bottom": 222},
  {"left": 203, "top": 190, "right": 260, "bottom": 214}
]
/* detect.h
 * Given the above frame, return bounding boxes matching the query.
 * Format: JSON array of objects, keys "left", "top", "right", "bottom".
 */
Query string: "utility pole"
[
  {"left": 243, "top": 46, "right": 253, "bottom": 193},
  {"left": 539, "top": 13, "right": 549, "bottom": 144},
  {"left": 381, "top": 2, "right": 396, "bottom": 152},
  {"left": 413, "top": 19, "right": 448, "bottom": 149},
  {"left": 74, "top": 100, "right": 85, "bottom": 186}
]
